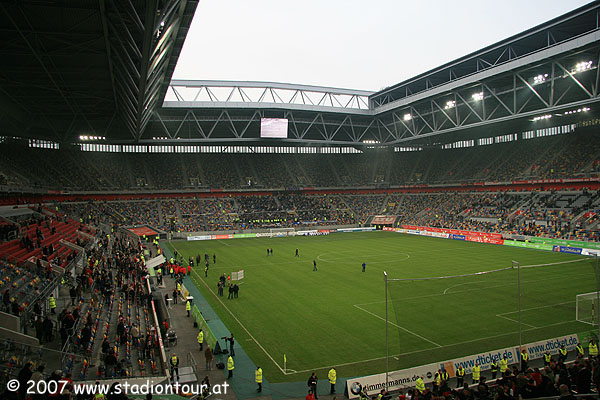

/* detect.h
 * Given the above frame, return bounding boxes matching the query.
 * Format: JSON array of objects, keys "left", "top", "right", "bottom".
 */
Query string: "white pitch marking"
[
  {"left": 353, "top": 304, "right": 442, "bottom": 347},
  {"left": 443, "top": 281, "right": 486, "bottom": 295},
  {"left": 355, "top": 273, "right": 579, "bottom": 307},
  {"left": 495, "top": 313, "right": 537, "bottom": 329},
  {"left": 285, "top": 319, "right": 585, "bottom": 375},
  {"left": 169, "top": 241, "right": 288, "bottom": 375},
  {"left": 496, "top": 301, "right": 574, "bottom": 316}
]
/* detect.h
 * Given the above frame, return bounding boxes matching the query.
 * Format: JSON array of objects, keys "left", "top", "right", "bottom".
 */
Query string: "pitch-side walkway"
[{"left": 159, "top": 244, "right": 348, "bottom": 400}]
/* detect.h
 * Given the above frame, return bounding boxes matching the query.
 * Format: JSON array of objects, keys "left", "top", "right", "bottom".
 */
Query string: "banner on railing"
[{"left": 346, "top": 333, "right": 579, "bottom": 399}]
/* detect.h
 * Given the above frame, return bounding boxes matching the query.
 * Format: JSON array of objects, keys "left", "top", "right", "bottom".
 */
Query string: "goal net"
[
  {"left": 576, "top": 291, "right": 600, "bottom": 325},
  {"left": 383, "top": 256, "right": 596, "bottom": 375},
  {"left": 231, "top": 269, "right": 245, "bottom": 281},
  {"left": 269, "top": 227, "right": 295, "bottom": 237}
]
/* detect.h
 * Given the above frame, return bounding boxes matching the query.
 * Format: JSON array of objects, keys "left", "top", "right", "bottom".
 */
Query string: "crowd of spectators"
[
  {"left": 251, "top": 154, "right": 293, "bottom": 188},
  {"left": 340, "top": 194, "right": 385, "bottom": 224},
  {"left": 1, "top": 129, "right": 599, "bottom": 191},
  {"left": 51, "top": 189, "right": 600, "bottom": 241},
  {"left": 200, "top": 154, "right": 241, "bottom": 189},
  {"left": 179, "top": 198, "right": 236, "bottom": 232}
]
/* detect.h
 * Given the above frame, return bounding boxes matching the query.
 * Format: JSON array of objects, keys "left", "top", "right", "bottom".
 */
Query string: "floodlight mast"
[
  {"left": 512, "top": 261, "right": 522, "bottom": 352},
  {"left": 384, "top": 271, "right": 388, "bottom": 391}
]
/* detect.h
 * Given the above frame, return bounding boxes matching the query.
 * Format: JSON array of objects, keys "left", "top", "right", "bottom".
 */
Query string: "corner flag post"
[{"left": 284, "top": 354, "right": 287, "bottom": 373}]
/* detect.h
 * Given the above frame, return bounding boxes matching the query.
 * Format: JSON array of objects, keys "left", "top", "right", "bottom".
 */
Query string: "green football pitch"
[{"left": 166, "top": 232, "right": 597, "bottom": 383}]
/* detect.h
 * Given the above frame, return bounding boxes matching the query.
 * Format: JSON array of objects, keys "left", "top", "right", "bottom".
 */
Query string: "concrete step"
[{"left": 175, "top": 366, "right": 197, "bottom": 384}]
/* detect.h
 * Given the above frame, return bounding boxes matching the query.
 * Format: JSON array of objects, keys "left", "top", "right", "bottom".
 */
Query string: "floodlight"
[
  {"left": 565, "top": 107, "right": 590, "bottom": 115},
  {"left": 533, "top": 74, "right": 548, "bottom": 85},
  {"left": 575, "top": 61, "right": 593, "bottom": 72},
  {"left": 403, "top": 113, "right": 412, "bottom": 121},
  {"left": 532, "top": 114, "right": 552, "bottom": 121},
  {"left": 444, "top": 100, "right": 456, "bottom": 110},
  {"left": 472, "top": 92, "right": 483, "bottom": 101}
]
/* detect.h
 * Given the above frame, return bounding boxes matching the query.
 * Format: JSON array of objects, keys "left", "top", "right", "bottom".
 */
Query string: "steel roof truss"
[
  {"left": 190, "top": 111, "right": 208, "bottom": 139},
  {"left": 287, "top": 112, "right": 301, "bottom": 140},
  {"left": 455, "top": 92, "right": 483, "bottom": 122},
  {"left": 555, "top": 61, "right": 594, "bottom": 99},
  {"left": 516, "top": 73, "right": 550, "bottom": 108},
  {"left": 300, "top": 114, "right": 320, "bottom": 140},
  {"left": 156, "top": 113, "right": 173, "bottom": 139},
  {"left": 482, "top": 83, "right": 514, "bottom": 116},
  {"left": 207, "top": 111, "right": 225, "bottom": 138}
]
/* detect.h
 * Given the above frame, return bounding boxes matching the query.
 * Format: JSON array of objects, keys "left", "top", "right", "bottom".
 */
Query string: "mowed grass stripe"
[{"left": 167, "top": 232, "right": 593, "bottom": 382}]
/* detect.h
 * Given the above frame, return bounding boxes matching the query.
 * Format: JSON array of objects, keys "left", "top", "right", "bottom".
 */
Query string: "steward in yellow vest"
[
  {"left": 456, "top": 366, "right": 465, "bottom": 387},
  {"left": 328, "top": 367, "right": 337, "bottom": 394},
  {"left": 543, "top": 351, "right": 552, "bottom": 365},
  {"left": 415, "top": 376, "right": 425, "bottom": 393},
  {"left": 499, "top": 355, "right": 509, "bottom": 375},
  {"left": 472, "top": 363, "right": 481, "bottom": 384},
  {"left": 255, "top": 366, "right": 263, "bottom": 392},
  {"left": 521, "top": 349, "right": 529, "bottom": 372},
  {"left": 170, "top": 353, "right": 179, "bottom": 380},
  {"left": 49, "top": 295, "right": 56, "bottom": 314},
  {"left": 197, "top": 329, "right": 204, "bottom": 350},
  {"left": 577, "top": 343, "right": 585, "bottom": 358},
  {"left": 559, "top": 345, "right": 568, "bottom": 362},
  {"left": 227, "top": 356, "right": 234, "bottom": 379},
  {"left": 590, "top": 340, "right": 598, "bottom": 357},
  {"left": 490, "top": 360, "right": 498, "bottom": 379}
]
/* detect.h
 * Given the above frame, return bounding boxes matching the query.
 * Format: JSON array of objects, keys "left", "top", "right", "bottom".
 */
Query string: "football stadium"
[{"left": 1, "top": 1, "right": 600, "bottom": 400}]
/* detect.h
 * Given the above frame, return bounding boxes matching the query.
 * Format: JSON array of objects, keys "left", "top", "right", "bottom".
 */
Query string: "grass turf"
[{"left": 166, "top": 231, "right": 595, "bottom": 383}]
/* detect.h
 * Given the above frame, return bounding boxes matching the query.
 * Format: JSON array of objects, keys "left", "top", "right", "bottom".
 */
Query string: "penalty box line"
[
  {"left": 285, "top": 318, "right": 583, "bottom": 376},
  {"left": 168, "top": 241, "right": 288, "bottom": 375},
  {"left": 495, "top": 301, "right": 575, "bottom": 329},
  {"left": 353, "top": 304, "right": 442, "bottom": 348}
]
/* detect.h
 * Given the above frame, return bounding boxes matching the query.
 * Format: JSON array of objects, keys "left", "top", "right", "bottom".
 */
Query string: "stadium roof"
[
  {"left": 0, "top": 0, "right": 598, "bottom": 147},
  {"left": 0, "top": 0, "right": 198, "bottom": 142}
]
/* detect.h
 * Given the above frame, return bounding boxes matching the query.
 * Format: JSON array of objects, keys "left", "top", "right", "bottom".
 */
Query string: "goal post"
[
  {"left": 231, "top": 269, "right": 245, "bottom": 281},
  {"left": 576, "top": 291, "right": 600, "bottom": 326},
  {"left": 269, "top": 227, "right": 296, "bottom": 237}
]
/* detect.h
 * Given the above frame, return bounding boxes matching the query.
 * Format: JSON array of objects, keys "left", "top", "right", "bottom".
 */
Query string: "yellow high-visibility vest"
[
  {"left": 472, "top": 365, "right": 481, "bottom": 379},
  {"left": 227, "top": 356, "right": 234, "bottom": 371},
  {"left": 590, "top": 343, "right": 598, "bottom": 356},
  {"left": 559, "top": 348, "right": 568, "bottom": 356},
  {"left": 328, "top": 368, "right": 337, "bottom": 384},
  {"left": 255, "top": 368, "right": 263, "bottom": 383},
  {"left": 415, "top": 378, "right": 425, "bottom": 393},
  {"left": 499, "top": 358, "right": 508, "bottom": 372},
  {"left": 197, "top": 331, "right": 204, "bottom": 344}
]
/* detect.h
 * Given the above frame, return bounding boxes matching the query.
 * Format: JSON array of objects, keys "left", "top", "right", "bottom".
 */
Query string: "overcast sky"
[{"left": 172, "top": 0, "right": 591, "bottom": 92}]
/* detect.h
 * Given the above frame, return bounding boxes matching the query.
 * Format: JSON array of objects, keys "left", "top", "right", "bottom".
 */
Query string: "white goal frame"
[
  {"left": 269, "top": 227, "right": 296, "bottom": 237},
  {"left": 576, "top": 291, "right": 600, "bottom": 326}
]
